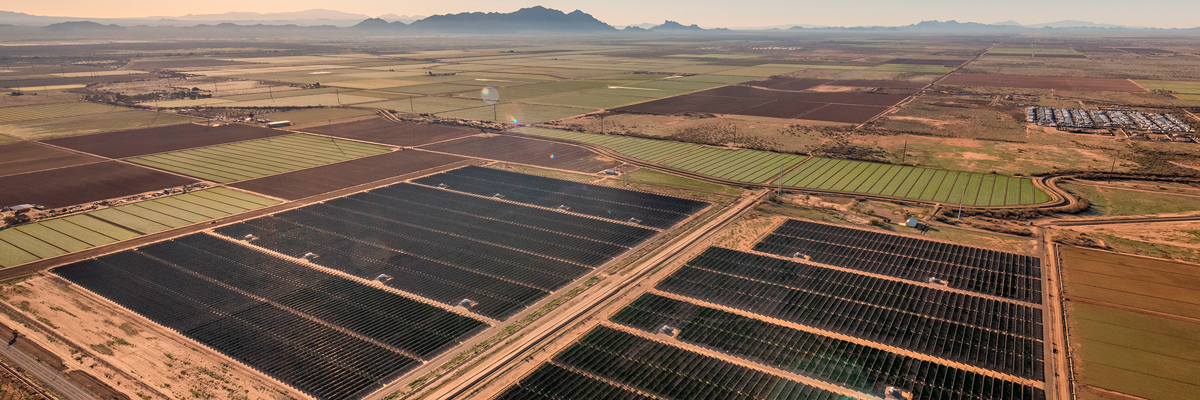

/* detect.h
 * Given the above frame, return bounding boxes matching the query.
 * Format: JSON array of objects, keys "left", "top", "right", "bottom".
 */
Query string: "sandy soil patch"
[
  {"left": 884, "top": 115, "right": 958, "bottom": 128},
  {"left": 803, "top": 85, "right": 859, "bottom": 93},
  {"left": 0, "top": 275, "right": 298, "bottom": 400}
]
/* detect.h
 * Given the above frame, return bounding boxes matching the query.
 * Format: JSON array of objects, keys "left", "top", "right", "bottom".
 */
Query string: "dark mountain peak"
[
  {"left": 352, "top": 17, "right": 404, "bottom": 29},
  {"left": 650, "top": 20, "right": 705, "bottom": 31},
  {"left": 42, "top": 21, "right": 125, "bottom": 31},
  {"left": 409, "top": 6, "right": 615, "bottom": 33}
]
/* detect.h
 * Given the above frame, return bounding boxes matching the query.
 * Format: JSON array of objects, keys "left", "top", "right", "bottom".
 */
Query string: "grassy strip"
[{"left": 388, "top": 276, "right": 604, "bottom": 399}]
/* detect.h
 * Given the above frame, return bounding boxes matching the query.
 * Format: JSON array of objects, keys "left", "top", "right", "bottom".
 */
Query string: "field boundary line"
[
  {"left": 601, "top": 321, "right": 879, "bottom": 400},
  {"left": 649, "top": 290, "right": 1043, "bottom": 387}
]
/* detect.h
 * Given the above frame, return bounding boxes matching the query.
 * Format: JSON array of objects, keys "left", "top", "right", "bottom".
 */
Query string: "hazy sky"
[{"left": 10, "top": 0, "right": 1200, "bottom": 28}]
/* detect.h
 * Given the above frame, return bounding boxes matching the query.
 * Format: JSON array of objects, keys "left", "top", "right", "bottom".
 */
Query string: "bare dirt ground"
[
  {"left": 0, "top": 275, "right": 299, "bottom": 400},
  {"left": 804, "top": 85, "right": 858, "bottom": 93},
  {"left": 1068, "top": 221, "right": 1200, "bottom": 251}
]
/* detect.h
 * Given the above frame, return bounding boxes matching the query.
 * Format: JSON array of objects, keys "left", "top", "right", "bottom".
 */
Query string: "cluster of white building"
[{"left": 1026, "top": 107, "right": 1195, "bottom": 133}]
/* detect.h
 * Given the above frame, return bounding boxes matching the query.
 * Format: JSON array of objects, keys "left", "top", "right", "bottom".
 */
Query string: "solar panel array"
[
  {"left": 55, "top": 233, "right": 487, "bottom": 400},
  {"left": 613, "top": 294, "right": 1044, "bottom": 400},
  {"left": 217, "top": 182, "right": 667, "bottom": 320},
  {"left": 497, "top": 219, "right": 1046, "bottom": 400},
  {"left": 502, "top": 326, "right": 844, "bottom": 400},
  {"left": 754, "top": 219, "right": 1042, "bottom": 303},
  {"left": 659, "top": 248, "right": 1044, "bottom": 380},
  {"left": 413, "top": 166, "right": 710, "bottom": 229}
]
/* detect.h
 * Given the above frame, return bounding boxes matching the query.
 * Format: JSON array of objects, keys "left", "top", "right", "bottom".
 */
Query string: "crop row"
[
  {"left": 660, "top": 147, "right": 805, "bottom": 183},
  {"left": 658, "top": 248, "right": 1044, "bottom": 377},
  {"left": 614, "top": 294, "right": 1048, "bottom": 395},
  {"left": 778, "top": 158, "right": 1049, "bottom": 206}
]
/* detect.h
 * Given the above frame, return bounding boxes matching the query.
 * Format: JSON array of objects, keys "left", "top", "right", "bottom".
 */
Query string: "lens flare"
[
  {"left": 511, "top": 118, "right": 520, "bottom": 125},
  {"left": 549, "top": 154, "right": 556, "bottom": 159}
]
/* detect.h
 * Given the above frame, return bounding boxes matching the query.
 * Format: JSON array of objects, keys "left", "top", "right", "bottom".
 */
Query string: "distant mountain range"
[{"left": 0, "top": 7, "right": 1194, "bottom": 34}]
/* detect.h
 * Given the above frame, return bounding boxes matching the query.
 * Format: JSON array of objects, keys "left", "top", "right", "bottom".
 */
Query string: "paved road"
[
  {"left": 0, "top": 342, "right": 97, "bottom": 400},
  {"left": 418, "top": 189, "right": 768, "bottom": 400}
]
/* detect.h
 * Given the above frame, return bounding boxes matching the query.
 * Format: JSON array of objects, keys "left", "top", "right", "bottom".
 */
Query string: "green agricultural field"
[
  {"left": 668, "top": 74, "right": 759, "bottom": 84},
  {"left": 1062, "top": 183, "right": 1200, "bottom": 216},
  {"left": 711, "top": 64, "right": 809, "bottom": 77},
  {"left": 0, "top": 188, "right": 278, "bottom": 267},
  {"left": 0, "top": 102, "right": 128, "bottom": 124},
  {"left": 383, "top": 82, "right": 484, "bottom": 95},
  {"left": 1061, "top": 247, "right": 1200, "bottom": 399},
  {"left": 439, "top": 103, "right": 591, "bottom": 124},
  {"left": 1136, "top": 80, "right": 1200, "bottom": 94},
  {"left": 660, "top": 147, "right": 806, "bottom": 183},
  {"left": 512, "top": 127, "right": 698, "bottom": 162},
  {"left": 370, "top": 96, "right": 484, "bottom": 114},
  {"left": 525, "top": 91, "right": 647, "bottom": 109},
  {"left": 775, "top": 157, "right": 1046, "bottom": 206},
  {"left": 2, "top": 110, "right": 194, "bottom": 140},
  {"left": 627, "top": 80, "right": 726, "bottom": 92},
  {"left": 259, "top": 108, "right": 376, "bottom": 125},
  {"left": 127, "top": 134, "right": 390, "bottom": 183}
]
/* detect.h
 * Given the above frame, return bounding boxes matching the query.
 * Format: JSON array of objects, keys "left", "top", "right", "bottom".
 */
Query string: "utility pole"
[
  {"left": 900, "top": 140, "right": 908, "bottom": 164},
  {"left": 493, "top": 104, "right": 498, "bottom": 122},
  {"left": 336, "top": 90, "right": 341, "bottom": 105},
  {"left": 1108, "top": 155, "right": 1117, "bottom": 183},
  {"left": 600, "top": 114, "right": 605, "bottom": 134},
  {"left": 410, "top": 96, "right": 414, "bottom": 112},
  {"left": 778, "top": 163, "right": 785, "bottom": 195},
  {"left": 328, "top": 120, "right": 345, "bottom": 156},
  {"left": 957, "top": 184, "right": 967, "bottom": 221}
]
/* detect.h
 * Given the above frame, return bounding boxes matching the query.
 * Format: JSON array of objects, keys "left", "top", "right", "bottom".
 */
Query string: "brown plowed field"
[
  {"left": 0, "top": 74, "right": 162, "bottom": 89},
  {"left": 830, "top": 80, "right": 929, "bottom": 89},
  {"left": 883, "top": 58, "right": 967, "bottom": 67},
  {"left": 230, "top": 150, "right": 465, "bottom": 200},
  {"left": 618, "top": 94, "right": 772, "bottom": 115},
  {"left": 802, "top": 104, "right": 890, "bottom": 124},
  {"left": 0, "top": 161, "right": 196, "bottom": 208},
  {"left": 939, "top": 73, "right": 1145, "bottom": 91},
  {"left": 747, "top": 78, "right": 927, "bottom": 91},
  {"left": 616, "top": 84, "right": 909, "bottom": 124},
  {"left": 300, "top": 118, "right": 479, "bottom": 146},
  {"left": 986, "top": 54, "right": 1089, "bottom": 59},
  {"left": 42, "top": 123, "right": 279, "bottom": 158},
  {"left": 421, "top": 135, "right": 619, "bottom": 173},
  {"left": 734, "top": 101, "right": 828, "bottom": 119},
  {"left": 0, "top": 141, "right": 102, "bottom": 177}
]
